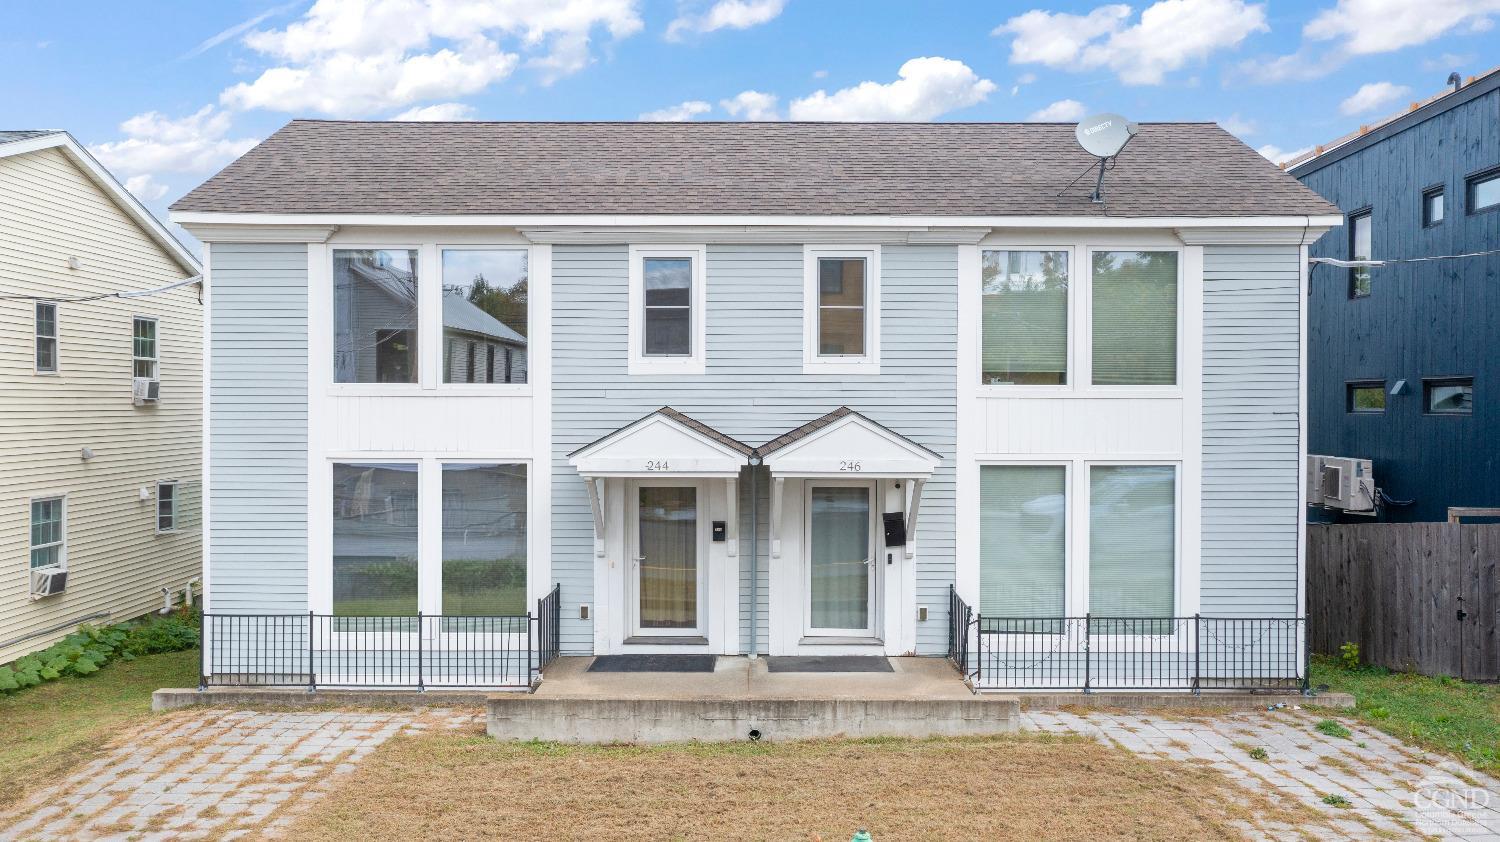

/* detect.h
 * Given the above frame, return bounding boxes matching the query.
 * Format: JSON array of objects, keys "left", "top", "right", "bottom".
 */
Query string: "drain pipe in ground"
[{"left": 747, "top": 455, "right": 761, "bottom": 659}]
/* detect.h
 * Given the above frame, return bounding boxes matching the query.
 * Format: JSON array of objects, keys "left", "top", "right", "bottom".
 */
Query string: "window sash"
[
  {"left": 1469, "top": 171, "right": 1500, "bottom": 213},
  {"left": 1423, "top": 189, "right": 1445, "bottom": 226},
  {"left": 1088, "top": 465, "right": 1176, "bottom": 622},
  {"left": 333, "top": 248, "right": 420, "bottom": 384},
  {"left": 1347, "top": 381, "right": 1386, "bottom": 413},
  {"left": 816, "top": 258, "right": 867, "bottom": 358},
  {"left": 1090, "top": 251, "right": 1179, "bottom": 386},
  {"left": 30, "top": 497, "right": 64, "bottom": 569},
  {"left": 157, "top": 483, "right": 177, "bottom": 532},
  {"left": 1424, "top": 378, "right": 1473, "bottom": 414},
  {"left": 35, "top": 303, "right": 57, "bottom": 372},
  {"left": 980, "top": 465, "right": 1066, "bottom": 618},
  {"left": 133, "top": 317, "right": 158, "bottom": 378},
  {"left": 642, "top": 257, "right": 694, "bottom": 358},
  {"left": 441, "top": 463, "right": 528, "bottom": 617},
  {"left": 1349, "top": 212, "right": 1372, "bottom": 297},
  {"left": 981, "top": 249, "right": 1069, "bottom": 385},
  {"left": 440, "top": 248, "right": 529, "bottom": 385}
]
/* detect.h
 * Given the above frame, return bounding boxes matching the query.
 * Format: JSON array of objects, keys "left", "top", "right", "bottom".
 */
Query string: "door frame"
[
  {"left": 801, "top": 479, "right": 881, "bottom": 639},
  {"left": 626, "top": 477, "right": 711, "bottom": 638}
]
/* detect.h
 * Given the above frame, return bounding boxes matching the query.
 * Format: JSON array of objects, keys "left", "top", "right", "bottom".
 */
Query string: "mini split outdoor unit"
[{"left": 1306, "top": 455, "right": 1376, "bottom": 514}]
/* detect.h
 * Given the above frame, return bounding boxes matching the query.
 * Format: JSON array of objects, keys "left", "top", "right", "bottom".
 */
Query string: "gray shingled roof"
[
  {"left": 0, "top": 130, "right": 61, "bottom": 144},
  {"left": 172, "top": 120, "right": 1338, "bottom": 218},
  {"left": 757, "top": 407, "right": 941, "bottom": 460},
  {"left": 569, "top": 407, "right": 755, "bottom": 458}
]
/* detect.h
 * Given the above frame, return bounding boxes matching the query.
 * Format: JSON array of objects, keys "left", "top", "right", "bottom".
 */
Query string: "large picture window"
[
  {"left": 333, "top": 249, "right": 419, "bottom": 384},
  {"left": 981, "top": 250, "right": 1068, "bottom": 385},
  {"left": 1089, "top": 465, "right": 1176, "bottom": 628},
  {"left": 1091, "top": 251, "right": 1178, "bottom": 386},
  {"left": 441, "top": 249, "right": 528, "bottom": 384},
  {"left": 332, "top": 463, "right": 419, "bottom": 616},
  {"left": 442, "top": 464, "right": 528, "bottom": 616},
  {"left": 980, "top": 465, "right": 1066, "bottom": 618}
]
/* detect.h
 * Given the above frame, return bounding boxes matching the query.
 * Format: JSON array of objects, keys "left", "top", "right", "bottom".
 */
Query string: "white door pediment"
[
  {"left": 763, "top": 414, "right": 940, "bottom": 479},
  {"left": 569, "top": 412, "right": 750, "bottom": 478}
]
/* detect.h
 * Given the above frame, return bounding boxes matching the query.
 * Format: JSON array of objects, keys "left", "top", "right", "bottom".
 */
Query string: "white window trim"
[
  {"left": 29, "top": 493, "right": 67, "bottom": 571},
  {"left": 435, "top": 244, "right": 533, "bottom": 393},
  {"left": 133, "top": 315, "right": 160, "bottom": 380},
  {"left": 976, "top": 245, "right": 1075, "bottom": 395},
  {"left": 627, "top": 244, "right": 707, "bottom": 376},
  {"left": 803, "top": 245, "right": 881, "bottom": 375},
  {"left": 35, "top": 301, "right": 59, "bottom": 375},
  {"left": 156, "top": 481, "right": 178, "bottom": 534}
]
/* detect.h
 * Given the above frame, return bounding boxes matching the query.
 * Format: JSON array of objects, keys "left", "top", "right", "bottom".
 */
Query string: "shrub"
[
  {"left": 0, "top": 610, "right": 198, "bottom": 696},
  {"left": 1338, "top": 642, "right": 1360, "bottom": 671}
]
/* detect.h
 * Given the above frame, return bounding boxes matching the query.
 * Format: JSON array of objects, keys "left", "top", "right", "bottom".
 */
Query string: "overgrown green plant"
[
  {"left": 1315, "top": 719, "right": 1353, "bottom": 740},
  {"left": 1321, "top": 794, "right": 1351, "bottom": 808},
  {"left": 1246, "top": 746, "right": 1269, "bottom": 761},
  {"left": 0, "top": 611, "right": 198, "bottom": 695},
  {"left": 1338, "top": 642, "right": 1360, "bottom": 671}
]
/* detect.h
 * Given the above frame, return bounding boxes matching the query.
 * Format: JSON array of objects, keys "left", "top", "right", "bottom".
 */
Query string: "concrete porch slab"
[{"left": 534, "top": 655, "right": 976, "bottom": 700}]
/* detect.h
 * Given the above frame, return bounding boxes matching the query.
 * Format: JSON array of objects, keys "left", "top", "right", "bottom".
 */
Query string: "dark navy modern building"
[{"left": 1290, "top": 68, "right": 1500, "bottom": 523}]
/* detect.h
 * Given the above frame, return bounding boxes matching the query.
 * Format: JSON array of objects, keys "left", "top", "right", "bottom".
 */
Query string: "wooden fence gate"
[{"left": 1307, "top": 523, "right": 1499, "bottom": 680}]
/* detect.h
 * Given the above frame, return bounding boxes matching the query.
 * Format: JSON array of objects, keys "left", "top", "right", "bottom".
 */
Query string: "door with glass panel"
[
  {"left": 629, "top": 482, "right": 704, "bottom": 637},
  {"left": 804, "top": 483, "right": 878, "bottom": 637}
]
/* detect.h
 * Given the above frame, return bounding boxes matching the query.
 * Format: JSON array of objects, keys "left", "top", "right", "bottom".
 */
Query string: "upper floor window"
[
  {"left": 1348, "top": 210, "right": 1372, "bottom": 298},
  {"left": 1422, "top": 187, "right": 1445, "bottom": 227},
  {"left": 30, "top": 497, "right": 64, "bottom": 570},
  {"left": 1347, "top": 380, "right": 1386, "bottom": 413},
  {"left": 628, "top": 246, "right": 706, "bottom": 375},
  {"left": 981, "top": 250, "right": 1068, "bottom": 385},
  {"left": 803, "top": 246, "right": 880, "bottom": 374},
  {"left": 1091, "top": 251, "right": 1178, "bottom": 386},
  {"left": 333, "top": 248, "right": 419, "bottom": 384},
  {"left": 157, "top": 482, "right": 177, "bottom": 532},
  {"left": 1425, "top": 377, "right": 1473, "bottom": 415},
  {"left": 441, "top": 248, "right": 528, "bottom": 384},
  {"left": 1468, "top": 168, "right": 1500, "bottom": 215},
  {"left": 35, "top": 303, "right": 57, "bottom": 373},
  {"left": 132, "top": 317, "right": 158, "bottom": 379}
]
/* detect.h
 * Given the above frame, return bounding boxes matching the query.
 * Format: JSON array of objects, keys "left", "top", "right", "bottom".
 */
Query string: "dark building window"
[
  {"left": 1468, "top": 168, "right": 1500, "bottom": 215},
  {"left": 1422, "top": 187, "right": 1445, "bottom": 227},
  {"left": 1424, "top": 377, "right": 1473, "bottom": 415},
  {"left": 1347, "top": 381, "right": 1386, "bottom": 413},
  {"left": 1348, "top": 210, "right": 1372, "bottom": 298}
]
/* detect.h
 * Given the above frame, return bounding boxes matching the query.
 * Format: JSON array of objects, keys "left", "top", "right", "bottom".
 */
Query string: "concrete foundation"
[
  {"left": 150, "top": 687, "right": 504, "bottom": 712},
  {"left": 1008, "top": 691, "right": 1355, "bottom": 711}
]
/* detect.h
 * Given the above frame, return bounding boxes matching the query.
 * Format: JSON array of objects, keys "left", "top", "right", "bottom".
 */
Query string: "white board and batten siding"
[{"left": 0, "top": 146, "right": 201, "bottom": 661}]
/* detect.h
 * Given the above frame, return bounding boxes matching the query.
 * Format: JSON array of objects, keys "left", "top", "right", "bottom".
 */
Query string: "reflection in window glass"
[
  {"left": 818, "top": 258, "right": 866, "bottom": 356},
  {"left": 333, "top": 463, "right": 419, "bottom": 616},
  {"left": 643, "top": 257, "right": 692, "bottom": 356},
  {"left": 1425, "top": 378, "right": 1473, "bottom": 414},
  {"left": 1091, "top": 251, "right": 1178, "bottom": 386},
  {"left": 1347, "top": 382, "right": 1386, "bottom": 413},
  {"left": 442, "top": 464, "right": 528, "bottom": 616},
  {"left": 982, "top": 250, "right": 1068, "bottom": 385},
  {"left": 133, "top": 317, "right": 158, "bottom": 379},
  {"left": 1470, "top": 171, "right": 1500, "bottom": 213},
  {"left": 1423, "top": 189, "right": 1444, "bottom": 226},
  {"left": 1089, "top": 465, "right": 1176, "bottom": 631},
  {"left": 334, "top": 249, "right": 419, "bottom": 383},
  {"left": 442, "top": 250, "right": 528, "bottom": 383},
  {"left": 1349, "top": 213, "right": 1372, "bottom": 298},
  {"left": 980, "top": 465, "right": 1065, "bottom": 619},
  {"left": 157, "top": 483, "right": 177, "bottom": 532},
  {"left": 30, "top": 497, "right": 63, "bottom": 569}
]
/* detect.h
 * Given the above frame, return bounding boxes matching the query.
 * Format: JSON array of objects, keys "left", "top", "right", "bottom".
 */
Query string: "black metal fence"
[
  {"left": 201, "top": 584, "right": 562, "bottom": 690},
  {"left": 947, "top": 586, "right": 974, "bottom": 681},
  {"left": 947, "top": 599, "right": 1306, "bottom": 693}
]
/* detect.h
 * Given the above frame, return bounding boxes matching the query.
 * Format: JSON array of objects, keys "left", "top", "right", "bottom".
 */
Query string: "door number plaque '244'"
[{"left": 644, "top": 460, "right": 671, "bottom": 471}]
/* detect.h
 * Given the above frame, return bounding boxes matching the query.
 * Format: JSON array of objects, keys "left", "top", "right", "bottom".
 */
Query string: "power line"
[
  {"left": 1311, "top": 247, "right": 1500, "bottom": 269},
  {"left": 0, "top": 275, "right": 202, "bottom": 303}
]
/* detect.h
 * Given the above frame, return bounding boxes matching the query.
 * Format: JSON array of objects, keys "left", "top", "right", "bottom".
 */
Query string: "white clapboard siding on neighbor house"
[{"left": 0, "top": 146, "right": 201, "bottom": 662}]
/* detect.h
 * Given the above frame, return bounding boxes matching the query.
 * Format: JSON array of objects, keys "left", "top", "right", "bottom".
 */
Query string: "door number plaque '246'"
[{"left": 839, "top": 460, "right": 863, "bottom": 472}]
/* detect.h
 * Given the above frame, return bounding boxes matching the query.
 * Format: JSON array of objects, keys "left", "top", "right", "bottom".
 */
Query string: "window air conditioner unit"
[
  {"left": 30, "top": 567, "right": 67, "bottom": 598},
  {"left": 133, "top": 377, "right": 160, "bottom": 405},
  {"left": 1306, "top": 455, "right": 1376, "bottom": 514}
]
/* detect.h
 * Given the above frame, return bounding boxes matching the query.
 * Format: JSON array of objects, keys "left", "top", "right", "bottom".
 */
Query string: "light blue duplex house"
[{"left": 171, "top": 120, "right": 1340, "bottom": 692}]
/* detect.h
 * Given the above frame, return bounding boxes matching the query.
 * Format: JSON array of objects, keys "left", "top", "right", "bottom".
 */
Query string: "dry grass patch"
[{"left": 292, "top": 724, "right": 1330, "bottom": 841}]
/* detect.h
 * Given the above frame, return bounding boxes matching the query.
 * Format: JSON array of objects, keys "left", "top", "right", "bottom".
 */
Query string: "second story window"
[
  {"left": 1422, "top": 187, "right": 1445, "bottom": 227},
  {"left": 35, "top": 302, "right": 57, "bottom": 373},
  {"left": 803, "top": 246, "right": 880, "bottom": 374},
  {"left": 981, "top": 249, "right": 1068, "bottom": 385},
  {"left": 441, "top": 248, "right": 528, "bottom": 384},
  {"left": 1468, "top": 168, "right": 1499, "bottom": 215},
  {"left": 1348, "top": 210, "right": 1372, "bottom": 298},
  {"left": 1091, "top": 250, "right": 1179, "bottom": 387},
  {"left": 333, "top": 248, "right": 419, "bottom": 384},
  {"left": 628, "top": 246, "right": 706, "bottom": 375},
  {"left": 133, "top": 317, "right": 158, "bottom": 379}
]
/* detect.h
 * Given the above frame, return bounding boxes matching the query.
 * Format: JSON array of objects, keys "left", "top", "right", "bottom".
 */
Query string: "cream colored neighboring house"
[{"left": 0, "top": 130, "right": 202, "bottom": 663}]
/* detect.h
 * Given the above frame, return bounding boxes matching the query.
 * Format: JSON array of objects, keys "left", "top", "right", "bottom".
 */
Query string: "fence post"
[
  {"left": 1083, "top": 613, "right": 1092, "bottom": 694},
  {"left": 416, "top": 611, "right": 425, "bottom": 692},
  {"left": 1192, "top": 614, "right": 1201, "bottom": 696},
  {"left": 199, "top": 614, "right": 208, "bottom": 691},
  {"left": 1301, "top": 618, "right": 1311, "bottom": 695},
  {"left": 307, "top": 611, "right": 316, "bottom": 693}
]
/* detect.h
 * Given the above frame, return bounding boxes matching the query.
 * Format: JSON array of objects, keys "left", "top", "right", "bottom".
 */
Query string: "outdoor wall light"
[{"left": 1390, "top": 379, "right": 1409, "bottom": 396}]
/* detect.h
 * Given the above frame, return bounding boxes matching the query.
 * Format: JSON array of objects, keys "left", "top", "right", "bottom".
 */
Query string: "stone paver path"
[
  {"left": 1022, "top": 707, "right": 1500, "bottom": 840},
  {"left": 0, "top": 708, "right": 480, "bottom": 841}
]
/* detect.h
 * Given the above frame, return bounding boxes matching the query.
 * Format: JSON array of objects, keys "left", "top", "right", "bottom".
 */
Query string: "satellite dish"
[{"left": 1073, "top": 113, "right": 1139, "bottom": 203}]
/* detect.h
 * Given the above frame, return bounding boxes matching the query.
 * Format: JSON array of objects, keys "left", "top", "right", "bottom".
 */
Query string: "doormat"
[
  {"left": 765, "top": 656, "right": 894, "bottom": 673},
  {"left": 587, "top": 655, "right": 718, "bottom": 673}
]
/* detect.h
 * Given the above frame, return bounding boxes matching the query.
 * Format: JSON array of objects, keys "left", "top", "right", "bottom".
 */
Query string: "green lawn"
[
  {"left": 1311, "top": 654, "right": 1500, "bottom": 773},
  {"left": 0, "top": 648, "right": 199, "bottom": 813}
]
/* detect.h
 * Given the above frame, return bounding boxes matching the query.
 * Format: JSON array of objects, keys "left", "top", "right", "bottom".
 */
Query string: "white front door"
[
  {"left": 803, "top": 481, "right": 879, "bottom": 638},
  {"left": 628, "top": 480, "right": 707, "bottom": 637}
]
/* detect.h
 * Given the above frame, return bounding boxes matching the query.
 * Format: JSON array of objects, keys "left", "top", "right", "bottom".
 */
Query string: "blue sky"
[{"left": 2, "top": 0, "right": 1495, "bottom": 229}]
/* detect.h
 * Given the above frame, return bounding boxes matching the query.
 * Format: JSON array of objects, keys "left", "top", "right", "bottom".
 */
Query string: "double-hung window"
[
  {"left": 157, "top": 482, "right": 178, "bottom": 532},
  {"left": 981, "top": 250, "right": 1069, "bottom": 385},
  {"left": 35, "top": 303, "right": 57, "bottom": 373},
  {"left": 1348, "top": 210, "right": 1373, "bottom": 298},
  {"left": 628, "top": 246, "right": 706, "bottom": 375},
  {"left": 804, "top": 246, "right": 880, "bottom": 374},
  {"left": 1091, "top": 250, "right": 1179, "bottom": 386},
  {"left": 133, "top": 317, "right": 158, "bottom": 379},
  {"left": 30, "top": 497, "right": 65, "bottom": 570}
]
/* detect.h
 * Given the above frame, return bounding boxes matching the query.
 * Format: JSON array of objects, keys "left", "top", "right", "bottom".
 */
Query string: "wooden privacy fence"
[{"left": 1307, "top": 523, "right": 1499, "bottom": 681}]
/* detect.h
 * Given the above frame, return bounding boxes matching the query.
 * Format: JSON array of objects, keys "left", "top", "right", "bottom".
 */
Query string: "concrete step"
[{"left": 486, "top": 695, "right": 1021, "bottom": 743}]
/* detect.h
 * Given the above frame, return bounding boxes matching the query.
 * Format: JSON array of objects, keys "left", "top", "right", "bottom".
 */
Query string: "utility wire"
[
  {"left": 0, "top": 275, "right": 202, "bottom": 303},
  {"left": 1311, "top": 247, "right": 1500, "bottom": 269}
]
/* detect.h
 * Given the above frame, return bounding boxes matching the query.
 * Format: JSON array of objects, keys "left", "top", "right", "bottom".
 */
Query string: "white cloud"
[
  {"left": 89, "top": 106, "right": 260, "bottom": 181},
  {"left": 221, "top": 0, "right": 644, "bottom": 116},
  {"left": 1304, "top": 0, "right": 1500, "bottom": 56},
  {"left": 392, "top": 102, "right": 479, "bottom": 120},
  {"left": 638, "top": 100, "right": 712, "bottom": 121},
  {"left": 1028, "top": 98, "right": 1087, "bottom": 121},
  {"left": 666, "top": 0, "right": 785, "bottom": 40},
  {"left": 995, "top": 0, "right": 1268, "bottom": 85},
  {"left": 1218, "top": 113, "right": 1256, "bottom": 136},
  {"left": 1256, "top": 143, "right": 1314, "bottom": 165},
  {"left": 787, "top": 57, "right": 996, "bottom": 121},
  {"left": 720, "top": 89, "right": 780, "bottom": 120},
  {"left": 124, "top": 174, "right": 170, "bottom": 202},
  {"left": 180, "top": 1, "right": 301, "bottom": 60},
  {"left": 1339, "top": 81, "right": 1412, "bottom": 116}
]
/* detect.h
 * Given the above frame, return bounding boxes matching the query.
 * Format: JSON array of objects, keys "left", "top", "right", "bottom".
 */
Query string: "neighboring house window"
[
  {"left": 35, "top": 302, "right": 58, "bottom": 373},
  {"left": 1422, "top": 187, "right": 1445, "bottom": 227},
  {"left": 981, "top": 250, "right": 1069, "bottom": 385},
  {"left": 441, "top": 248, "right": 528, "bottom": 385},
  {"left": 1424, "top": 377, "right": 1473, "bottom": 415},
  {"left": 980, "top": 465, "right": 1066, "bottom": 622},
  {"left": 1089, "top": 465, "right": 1176, "bottom": 630},
  {"left": 30, "top": 497, "right": 64, "bottom": 570},
  {"left": 1347, "top": 381, "right": 1386, "bottom": 413},
  {"left": 1467, "top": 168, "right": 1500, "bottom": 215},
  {"left": 157, "top": 482, "right": 177, "bottom": 532},
  {"left": 333, "top": 249, "right": 419, "bottom": 384},
  {"left": 1348, "top": 210, "right": 1373, "bottom": 298},
  {"left": 441, "top": 463, "right": 528, "bottom": 616},
  {"left": 133, "top": 317, "right": 158, "bottom": 379},
  {"left": 333, "top": 463, "right": 420, "bottom": 616},
  {"left": 486, "top": 345, "right": 496, "bottom": 383},
  {"left": 1091, "top": 251, "right": 1178, "bottom": 386},
  {"left": 803, "top": 246, "right": 880, "bottom": 374},
  {"left": 628, "top": 245, "right": 707, "bottom": 375}
]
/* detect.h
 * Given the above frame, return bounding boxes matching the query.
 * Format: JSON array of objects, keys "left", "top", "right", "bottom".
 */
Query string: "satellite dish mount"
[{"left": 1074, "top": 113, "right": 1139, "bottom": 203}]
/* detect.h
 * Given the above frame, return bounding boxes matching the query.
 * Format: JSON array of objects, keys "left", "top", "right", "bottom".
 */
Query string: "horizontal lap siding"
[
  {"left": 209, "top": 243, "right": 308, "bottom": 613},
  {"left": 552, "top": 244, "right": 957, "bottom": 655},
  {"left": 1201, "top": 245, "right": 1301, "bottom": 616}
]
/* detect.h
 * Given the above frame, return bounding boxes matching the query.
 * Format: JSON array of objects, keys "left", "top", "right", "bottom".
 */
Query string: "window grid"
[
  {"left": 157, "top": 483, "right": 177, "bottom": 532},
  {"left": 816, "top": 257, "right": 867, "bottom": 358},
  {"left": 30, "top": 497, "right": 64, "bottom": 569},
  {"left": 133, "top": 317, "right": 158, "bottom": 379},
  {"left": 35, "top": 302, "right": 58, "bottom": 373}
]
